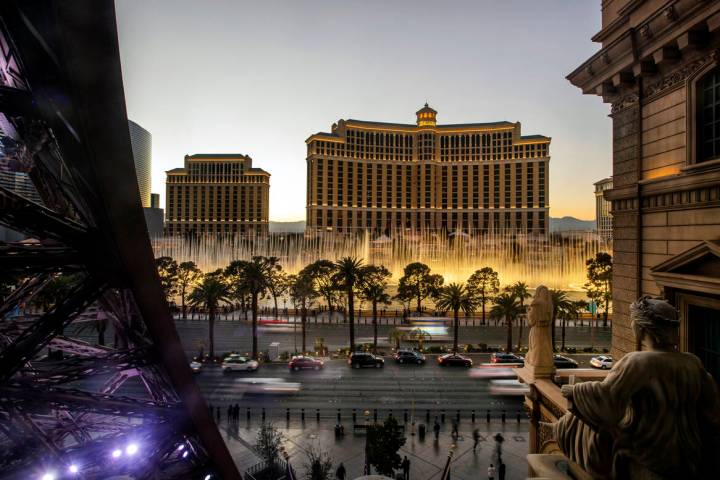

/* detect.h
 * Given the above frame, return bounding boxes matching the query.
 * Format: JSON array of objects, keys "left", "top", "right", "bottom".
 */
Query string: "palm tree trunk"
[
  {"left": 453, "top": 309, "right": 459, "bottom": 353},
  {"left": 506, "top": 316, "right": 513, "bottom": 352},
  {"left": 416, "top": 293, "right": 421, "bottom": 313},
  {"left": 348, "top": 288, "right": 355, "bottom": 352},
  {"left": 517, "top": 309, "right": 524, "bottom": 351},
  {"left": 181, "top": 293, "right": 187, "bottom": 320},
  {"left": 561, "top": 317, "right": 567, "bottom": 350},
  {"left": 209, "top": 308, "right": 215, "bottom": 359},
  {"left": 274, "top": 294, "right": 279, "bottom": 317},
  {"left": 301, "top": 301, "right": 307, "bottom": 354},
  {"left": 251, "top": 292, "right": 258, "bottom": 359},
  {"left": 551, "top": 307, "right": 557, "bottom": 352},
  {"left": 481, "top": 296, "right": 486, "bottom": 325},
  {"left": 372, "top": 300, "right": 378, "bottom": 354}
]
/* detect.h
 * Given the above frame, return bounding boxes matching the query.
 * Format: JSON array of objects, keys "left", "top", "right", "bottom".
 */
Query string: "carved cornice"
[
  {"left": 644, "top": 49, "right": 720, "bottom": 99},
  {"left": 611, "top": 93, "right": 640, "bottom": 114}
]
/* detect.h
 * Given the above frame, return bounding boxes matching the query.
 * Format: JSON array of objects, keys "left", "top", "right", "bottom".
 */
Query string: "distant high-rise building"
[
  {"left": 594, "top": 177, "right": 612, "bottom": 242},
  {"left": 128, "top": 119, "right": 152, "bottom": 208},
  {"left": 165, "top": 154, "right": 270, "bottom": 236},
  {"left": 305, "top": 105, "right": 550, "bottom": 235},
  {"left": 144, "top": 193, "right": 164, "bottom": 237}
]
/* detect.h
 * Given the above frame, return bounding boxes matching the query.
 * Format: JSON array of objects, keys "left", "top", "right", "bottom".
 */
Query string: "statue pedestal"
[{"left": 519, "top": 364, "right": 555, "bottom": 382}]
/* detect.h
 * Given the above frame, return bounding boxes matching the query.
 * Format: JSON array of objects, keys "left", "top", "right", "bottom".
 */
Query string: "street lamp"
[{"left": 364, "top": 409, "right": 371, "bottom": 475}]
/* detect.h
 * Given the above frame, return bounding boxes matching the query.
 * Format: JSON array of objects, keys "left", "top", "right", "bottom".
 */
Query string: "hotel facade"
[
  {"left": 305, "top": 105, "right": 550, "bottom": 235},
  {"left": 165, "top": 154, "right": 270, "bottom": 236}
]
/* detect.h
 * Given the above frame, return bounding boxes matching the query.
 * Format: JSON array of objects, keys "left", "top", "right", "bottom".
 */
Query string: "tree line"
[{"left": 155, "top": 252, "right": 612, "bottom": 359}]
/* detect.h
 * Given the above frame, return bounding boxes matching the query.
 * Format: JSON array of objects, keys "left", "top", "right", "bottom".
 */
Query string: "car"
[
  {"left": 289, "top": 355, "right": 324, "bottom": 371},
  {"left": 190, "top": 361, "right": 202, "bottom": 373},
  {"left": 437, "top": 353, "right": 473, "bottom": 367},
  {"left": 590, "top": 355, "right": 614, "bottom": 370},
  {"left": 554, "top": 354, "right": 579, "bottom": 369},
  {"left": 348, "top": 352, "right": 384, "bottom": 369},
  {"left": 221, "top": 356, "right": 259, "bottom": 372},
  {"left": 490, "top": 352, "right": 525, "bottom": 365},
  {"left": 489, "top": 379, "right": 531, "bottom": 396},
  {"left": 394, "top": 350, "right": 426, "bottom": 365},
  {"left": 237, "top": 378, "right": 301, "bottom": 395}
]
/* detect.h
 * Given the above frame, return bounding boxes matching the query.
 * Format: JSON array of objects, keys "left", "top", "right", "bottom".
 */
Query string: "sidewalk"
[{"left": 220, "top": 418, "right": 529, "bottom": 480}]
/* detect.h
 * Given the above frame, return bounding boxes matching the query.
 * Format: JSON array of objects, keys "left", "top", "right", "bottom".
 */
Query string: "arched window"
[{"left": 697, "top": 66, "right": 720, "bottom": 163}]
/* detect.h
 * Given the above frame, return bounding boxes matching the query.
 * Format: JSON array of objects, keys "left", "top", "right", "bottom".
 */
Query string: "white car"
[
  {"left": 221, "top": 356, "right": 259, "bottom": 372},
  {"left": 489, "top": 379, "right": 531, "bottom": 396},
  {"left": 590, "top": 355, "right": 613, "bottom": 370},
  {"left": 190, "top": 361, "right": 202, "bottom": 373}
]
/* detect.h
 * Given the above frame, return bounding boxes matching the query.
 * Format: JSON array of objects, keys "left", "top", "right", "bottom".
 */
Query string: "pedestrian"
[
  {"left": 451, "top": 418, "right": 458, "bottom": 438},
  {"left": 498, "top": 462, "right": 506, "bottom": 480},
  {"left": 401, "top": 456, "right": 410, "bottom": 480},
  {"left": 216, "top": 406, "right": 221, "bottom": 423},
  {"left": 433, "top": 420, "right": 440, "bottom": 440},
  {"left": 235, "top": 403, "right": 240, "bottom": 422},
  {"left": 227, "top": 405, "right": 233, "bottom": 422},
  {"left": 472, "top": 428, "right": 480, "bottom": 452},
  {"left": 487, "top": 464, "right": 495, "bottom": 480},
  {"left": 336, "top": 462, "right": 346, "bottom": 480}
]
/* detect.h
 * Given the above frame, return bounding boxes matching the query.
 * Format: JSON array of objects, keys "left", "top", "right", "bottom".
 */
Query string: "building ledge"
[{"left": 527, "top": 454, "right": 593, "bottom": 480}]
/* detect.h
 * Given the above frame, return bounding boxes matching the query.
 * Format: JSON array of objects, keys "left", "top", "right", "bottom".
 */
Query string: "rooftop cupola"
[{"left": 416, "top": 103, "right": 437, "bottom": 127}]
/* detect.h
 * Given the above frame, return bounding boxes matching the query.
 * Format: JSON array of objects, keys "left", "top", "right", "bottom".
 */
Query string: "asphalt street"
[{"left": 172, "top": 319, "right": 611, "bottom": 358}]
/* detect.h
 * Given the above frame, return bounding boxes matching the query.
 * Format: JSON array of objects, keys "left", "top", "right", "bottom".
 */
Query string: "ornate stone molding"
[
  {"left": 644, "top": 49, "right": 720, "bottom": 99},
  {"left": 611, "top": 93, "right": 639, "bottom": 114}
]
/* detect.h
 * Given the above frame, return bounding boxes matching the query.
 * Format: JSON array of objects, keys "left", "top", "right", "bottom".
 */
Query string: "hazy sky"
[{"left": 116, "top": 0, "right": 611, "bottom": 221}]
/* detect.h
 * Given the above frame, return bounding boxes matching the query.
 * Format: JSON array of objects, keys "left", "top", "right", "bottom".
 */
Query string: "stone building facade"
[
  {"left": 594, "top": 177, "right": 613, "bottom": 242},
  {"left": 305, "top": 105, "right": 550, "bottom": 235},
  {"left": 568, "top": 0, "right": 720, "bottom": 379},
  {"left": 165, "top": 154, "right": 270, "bottom": 236}
]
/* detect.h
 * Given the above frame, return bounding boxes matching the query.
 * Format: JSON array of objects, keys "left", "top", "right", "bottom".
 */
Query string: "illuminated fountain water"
[{"left": 152, "top": 231, "right": 608, "bottom": 291}]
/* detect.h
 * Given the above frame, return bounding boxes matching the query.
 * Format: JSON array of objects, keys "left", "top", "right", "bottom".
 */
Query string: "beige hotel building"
[
  {"left": 305, "top": 104, "right": 550, "bottom": 235},
  {"left": 165, "top": 154, "right": 270, "bottom": 236}
]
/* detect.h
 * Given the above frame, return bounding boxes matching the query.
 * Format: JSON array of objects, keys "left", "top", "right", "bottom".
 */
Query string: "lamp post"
[{"left": 364, "top": 409, "right": 371, "bottom": 475}]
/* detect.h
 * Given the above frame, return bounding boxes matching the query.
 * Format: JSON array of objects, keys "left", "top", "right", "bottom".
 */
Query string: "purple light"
[
  {"left": 204, "top": 475, "right": 213, "bottom": 480},
  {"left": 41, "top": 473, "right": 56, "bottom": 480},
  {"left": 177, "top": 444, "right": 185, "bottom": 451},
  {"left": 111, "top": 449, "right": 122, "bottom": 459},
  {"left": 126, "top": 443, "right": 139, "bottom": 456},
  {"left": 68, "top": 464, "right": 79, "bottom": 474},
  {"left": 182, "top": 451, "right": 189, "bottom": 459}
]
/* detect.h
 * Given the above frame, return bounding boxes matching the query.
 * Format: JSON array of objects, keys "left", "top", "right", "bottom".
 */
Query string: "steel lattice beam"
[{"left": 0, "top": 1, "right": 238, "bottom": 478}]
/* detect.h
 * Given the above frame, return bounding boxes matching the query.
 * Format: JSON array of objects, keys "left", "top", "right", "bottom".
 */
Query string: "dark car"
[
  {"left": 348, "top": 352, "right": 384, "bottom": 369},
  {"left": 394, "top": 350, "right": 426, "bottom": 365},
  {"left": 437, "top": 353, "right": 473, "bottom": 367},
  {"left": 288, "top": 355, "right": 324, "bottom": 371},
  {"left": 554, "top": 354, "right": 579, "bottom": 369},
  {"left": 490, "top": 352, "right": 525, "bottom": 365}
]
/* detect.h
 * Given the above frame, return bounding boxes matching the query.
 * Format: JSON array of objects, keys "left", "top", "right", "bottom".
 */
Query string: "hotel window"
[
  {"left": 539, "top": 162, "right": 546, "bottom": 208},
  {"left": 527, "top": 211, "right": 534, "bottom": 232},
  {"left": 697, "top": 66, "right": 720, "bottom": 163},
  {"left": 504, "top": 164, "right": 511, "bottom": 207},
  {"left": 515, "top": 163, "right": 522, "bottom": 207}
]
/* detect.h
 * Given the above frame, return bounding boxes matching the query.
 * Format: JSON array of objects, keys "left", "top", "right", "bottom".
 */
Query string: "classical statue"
[
  {"left": 553, "top": 297, "right": 720, "bottom": 479},
  {"left": 525, "top": 285, "right": 554, "bottom": 377}
]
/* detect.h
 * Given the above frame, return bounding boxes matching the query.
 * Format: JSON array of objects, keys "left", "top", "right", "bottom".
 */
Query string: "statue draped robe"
[{"left": 554, "top": 351, "right": 720, "bottom": 479}]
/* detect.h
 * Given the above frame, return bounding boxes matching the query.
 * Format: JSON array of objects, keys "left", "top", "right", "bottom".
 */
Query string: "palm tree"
[
  {"left": 189, "top": 274, "right": 231, "bottom": 359},
  {"left": 549, "top": 289, "right": 572, "bottom": 352},
  {"left": 510, "top": 282, "right": 531, "bottom": 350},
  {"left": 360, "top": 265, "right": 392, "bottom": 354},
  {"left": 176, "top": 261, "right": 202, "bottom": 320},
  {"left": 409, "top": 328, "right": 431, "bottom": 351},
  {"left": 466, "top": 267, "right": 500, "bottom": 325},
  {"left": 388, "top": 328, "right": 405, "bottom": 350},
  {"left": 434, "top": 283, "right": 476, "bottom": 354},
  {"left": 263, "top": 256, "right": 287, "bottom": 317},
  {"left": 228, "top": 257, "right": 273, "bottom": 359},
  {"left": 558, "top": 301, "right": 582, "bottom": 351},
  {"left": 490, "top": 292, "right": 523, "bottom": 352},
  {"left": 289, "top": 272, "right": 318, "bottom": 353},
  {"left": 332, "top": 257, "right": 365, "bottom": 352}
]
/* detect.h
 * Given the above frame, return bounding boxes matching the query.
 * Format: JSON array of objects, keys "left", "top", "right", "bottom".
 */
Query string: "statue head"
[
  {"left": 529, "top": 285, "right": 553, "bottom": 325},
  {"left": 630, "top": 296, "right": 679, "bottom": 351}
]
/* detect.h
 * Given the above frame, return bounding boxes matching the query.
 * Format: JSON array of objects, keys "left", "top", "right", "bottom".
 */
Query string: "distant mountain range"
[
  {"left": 270, "top": 217, "right": 596, "bottom": 233},
  {"left": 549, "top": 216, "right": 595, "bottom": 232}
]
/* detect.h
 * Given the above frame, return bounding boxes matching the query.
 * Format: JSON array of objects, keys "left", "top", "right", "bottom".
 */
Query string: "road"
[{"left": 172, "top": 319, "right": 611, "bottom": 359}]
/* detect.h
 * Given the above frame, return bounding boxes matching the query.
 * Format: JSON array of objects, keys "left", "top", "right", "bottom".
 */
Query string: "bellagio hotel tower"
[{"left": 305, "top": 104, "right": 550, "bottom": 235}]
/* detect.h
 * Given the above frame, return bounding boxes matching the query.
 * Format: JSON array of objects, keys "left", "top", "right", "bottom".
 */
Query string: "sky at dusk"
[{"left": 115, "top": 0, "right": 611, "bottom": 222}]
